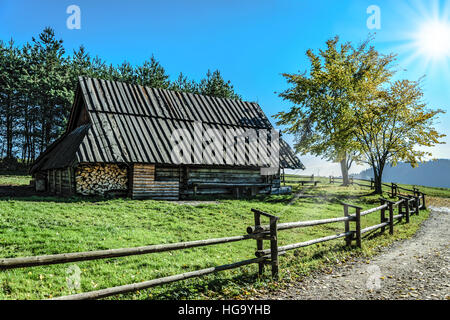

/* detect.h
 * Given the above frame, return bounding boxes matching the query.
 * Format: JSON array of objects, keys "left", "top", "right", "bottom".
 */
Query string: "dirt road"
[{"left": 257, "top": 207, "right": 449, "bottom": 300}]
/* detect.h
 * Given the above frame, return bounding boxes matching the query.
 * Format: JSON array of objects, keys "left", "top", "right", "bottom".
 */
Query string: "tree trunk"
[
  {"left": 340, "top": 156, "right": 350, "bottom": 186},
  {"left": 373, "top": 167, "right": 383, "bottom": 194},
  {"left": 5, "top": 100, "right": 13, "bottom": 160}
]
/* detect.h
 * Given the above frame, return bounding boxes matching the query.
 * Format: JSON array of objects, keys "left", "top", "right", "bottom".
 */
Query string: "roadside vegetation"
[{"left": 1, "top": 175, "right": 448, "bottom": 300}]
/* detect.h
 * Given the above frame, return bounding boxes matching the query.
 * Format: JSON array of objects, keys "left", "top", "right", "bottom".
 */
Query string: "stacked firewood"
[{"left": 75, "top": 164, "right": 128, "bottom": 195}]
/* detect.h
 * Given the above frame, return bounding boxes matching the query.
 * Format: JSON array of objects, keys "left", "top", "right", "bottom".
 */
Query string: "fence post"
[
  {"left": 329, "top": 176, "right": 332, "bottom": 184},
  {"left": 421, "top": 192, "right": 426, "bottom": 210},
  {"left": 388, "top": 201, "right": 394, "bottom": 235},
  {"left": 269, "top": 216, "right": 279, "bottom": 279},
  {"left": 380, "top": 199, "right": 387, "bottom": 233},
  {"left": 253, "top": 211, "right": 264, "bottom": 276},
  {"left": 415, "top": 196, "right": 420, "bottom": 215},
  {"left": 350, "top": 176, "right": 354, "bottom": 185},
  {"left": 397, "top": 199, "right": 403, "bottom": 223},
  {"left": 355, "top": 207, "right": 361, "bottom": 248},
  {"left": 343, "top": 204, "right": 351, "bottom": 246},
  {"left": 370, "top": 178, "right": 374, "bottom": 190},
  {"left": 405, "top": 199, "right": 410, "bottom": 223}
]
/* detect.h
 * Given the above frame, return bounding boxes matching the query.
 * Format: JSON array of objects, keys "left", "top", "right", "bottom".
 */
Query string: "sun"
[
  {"left": 390, "top": 0, "right": 450, "bottom": 74},
  {"left": 415, "top": 20, "right": 450, "bottom": 60}
]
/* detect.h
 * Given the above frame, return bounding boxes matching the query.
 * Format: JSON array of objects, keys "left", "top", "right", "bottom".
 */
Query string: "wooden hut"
[{"left": 30, "top": 76, "right": 304, "bottom": 200}]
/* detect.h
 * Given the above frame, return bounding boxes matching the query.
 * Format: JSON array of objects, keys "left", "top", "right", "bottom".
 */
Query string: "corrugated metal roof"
[
  {"left": 38, "top": 124, "right": 91, "bottom": 171},
  {"left": 32, "top": 77, "right": 304, "bottom": 172}
]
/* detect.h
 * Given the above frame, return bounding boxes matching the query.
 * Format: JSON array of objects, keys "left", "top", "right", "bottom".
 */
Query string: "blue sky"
[{"left": 1, "top": 0, "right": 449, "bottom": 175}]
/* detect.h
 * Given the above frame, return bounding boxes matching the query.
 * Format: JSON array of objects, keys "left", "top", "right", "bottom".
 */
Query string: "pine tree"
[
  {"left": 32, "top": 27, "right": 72, "bottom": 151},
  {"left": 170, "top": 72, "right": 199, "bottom": 94},
  {"left": 199, "top": 70, "right": 240, "bottom": 100},
  {"left": 135, "top": 55, "right": 170, "bottom": 88}
]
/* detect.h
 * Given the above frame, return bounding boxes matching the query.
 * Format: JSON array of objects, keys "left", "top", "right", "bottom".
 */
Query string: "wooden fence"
[
  {"left": 0, "top": 192, "right": 424, "bottom": 300},
  {"left": 329, "top": 176, "right": 426, "bottom": 209},
  {"left": 282, "top": 174, "right": 319, "bottom": 186}
]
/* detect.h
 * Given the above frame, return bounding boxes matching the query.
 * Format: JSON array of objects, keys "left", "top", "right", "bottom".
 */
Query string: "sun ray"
[{"left": 387, "top": 0, "right": 450, "bottom": 78}]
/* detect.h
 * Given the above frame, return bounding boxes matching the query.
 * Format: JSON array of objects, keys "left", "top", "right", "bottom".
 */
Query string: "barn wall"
[
  {"left": 132, "top": 164, "right": 180, "bottom": 200},
  {"left": 47, "top": 167, "right": 75, "bottom": 195}
]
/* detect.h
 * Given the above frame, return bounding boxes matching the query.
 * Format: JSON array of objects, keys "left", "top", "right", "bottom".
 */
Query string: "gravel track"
[{"left": 258, "top": 207, "right": 449, "bottom": 300}]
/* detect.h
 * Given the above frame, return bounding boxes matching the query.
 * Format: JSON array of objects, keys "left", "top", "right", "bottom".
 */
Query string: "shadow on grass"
[
  {"left": 0, "top": 186, "right": 272, "bottom": 204},
  {"left": 146, "top": 271, "right": 262, "bottom": 300},
  {"left": 362, "top": 219, "right": 405, "bottom": 240},
  {"left": 0, "top": 185, "right": 386, "bottom": 206},
  {"left": 147, "top": 242, "right": 361, "bottom": 300},
  {"left": 0, "top": 185, "right": 113, "bottom": 204}
]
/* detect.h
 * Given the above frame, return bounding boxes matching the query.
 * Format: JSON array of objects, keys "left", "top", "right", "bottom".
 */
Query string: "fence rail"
[
  {"left": 246, "top": 192, "right": 423, "bottom": 276},
  {"left": 0, "top": 235, "right": 251, "bottom": 270},
  {"left": 0, "top": 189, "right": 425, "bottom": 300},
  {"left": 329, "top": 176, "right": 426, "bottom": 210}
]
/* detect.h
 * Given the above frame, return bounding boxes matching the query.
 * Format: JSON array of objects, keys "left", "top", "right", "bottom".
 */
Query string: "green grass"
[
  {"left": 284, "top": 175, "right": 450, "bottom": 198},
  {"left": 0, "top": 175, "right": 445, "bottom": 300},
  {"left": 0, "top": 175, "right": 31, "bottom": 186}
]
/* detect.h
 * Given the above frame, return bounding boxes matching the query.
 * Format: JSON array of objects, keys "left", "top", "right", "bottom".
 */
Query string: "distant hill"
[{"left": 353, "top": 159, "right": 450, "bottom": 189}]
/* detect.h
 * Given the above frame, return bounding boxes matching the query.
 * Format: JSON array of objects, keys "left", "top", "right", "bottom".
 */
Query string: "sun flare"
[{"left": 415, "top": 20, "right": 450, "bottom": 60}]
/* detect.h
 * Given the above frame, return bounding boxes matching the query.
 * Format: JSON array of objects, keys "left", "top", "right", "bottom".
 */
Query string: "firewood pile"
[{"left": 75, "top": 164, "right": 128, "bottom": 195}]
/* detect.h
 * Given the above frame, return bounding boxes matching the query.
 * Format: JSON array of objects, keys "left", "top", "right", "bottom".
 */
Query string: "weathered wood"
[
  {"left": 405, "top": 199, "right": 410, "bottom": 223},
  {"left": 131, "top": 164, "right": 180, "bottom": 200},
  {"left": 192, "top": 182, "right": 271, "bottom": 188},
  {"left": 353, "top": 182, "right": 372, "bottom": 188},
  {"left": 390, "top": 183, "right": 397, "bottom": 197},
  {"left": 421, "top": 192, "right": 426, "bottom": 210},
  {"left": 339, "top": 201, "right": 363, "bottom": 210},
  {"left": 246, "top": 216, "right": 353, "bottom": 234},
  {"left": 397, "top": 201, "right": 403, "bottom": 223},
  {"left": 343, "top": 204, "right": 351, "bottom": 246},
  {"left": 53, "top": 169, "right": 56, "bottom": 193},
  {"left": 76, "top": 164, "right": 128, "bottom": 196},
  {"left": 361, "top": 222, "right": 390, "bottom": 234},
  {"left": 287, "top": 180, "right": 320, "bottom": 186},
  {"left": 414, "top": 196, "right": 420, "bottom": 215},
  {"left": 0, "top": 235, "right": 251, "bottom": 270},
  {"left": 355, "top": 207, "right": 361, "bottom": 248},
  {"left": 388, "top": 202, "right": 394, "bottom": 235},
  {"left": 380, "top": 199, "right": 386, "bottom": 233},
  {"left": 269, "top": 216, "right": 279, "bottom": 279},
  {"left": 256, "top": 231, "right": 353, "bottom": 256},
  {"left": 254, "top": 211, "right": 264, "bottom": 276},
  {"left": 360, "top": 204, "right": 388, "bottom": 217},
  {"left": 51, "top": 254, "right": 271, "bottom": 300}
]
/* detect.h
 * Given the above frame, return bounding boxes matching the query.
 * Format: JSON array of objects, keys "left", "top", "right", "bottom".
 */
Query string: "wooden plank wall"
[
  {"left": 181, "top": 168, "right": 275, "bottom": 196},
  {"left": 47, "top": 167, "right": 75, "bottom": 196},
  {"left": 132, "top": 164, "right": 180, "bottom": 200}
]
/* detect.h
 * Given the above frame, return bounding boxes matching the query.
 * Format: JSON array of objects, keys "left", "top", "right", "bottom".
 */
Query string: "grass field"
[
  {"left": 0, "top": 175, "right": 31, "bottom": 186},
  {"left": 0, "top": 175, "right": 448, "bottom": 300}
]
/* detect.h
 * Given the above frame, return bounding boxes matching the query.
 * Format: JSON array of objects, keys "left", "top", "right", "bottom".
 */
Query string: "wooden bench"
[
  {"left": 298, "top": 180, "right": 320, "bottom": 186},
  {"left": 191, "top": 183, "right": 272, "bottom": 198},
  {"left": 285, "top": 180, "right": 321, "bottom": 186},
  {"left": 282, "top": 174, "right": 319, "bottom": 187}
]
